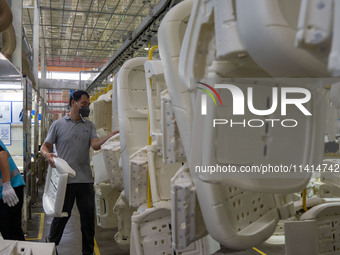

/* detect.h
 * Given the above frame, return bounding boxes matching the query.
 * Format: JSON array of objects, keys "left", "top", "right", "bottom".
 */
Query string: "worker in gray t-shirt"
[{"left": 41, "top": 90, "right": 118, "bottom": 255}]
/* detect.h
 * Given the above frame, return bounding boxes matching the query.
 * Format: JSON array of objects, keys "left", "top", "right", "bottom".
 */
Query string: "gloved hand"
[{"left": 2, "top": 182, "right": 19, "bottom": 207}]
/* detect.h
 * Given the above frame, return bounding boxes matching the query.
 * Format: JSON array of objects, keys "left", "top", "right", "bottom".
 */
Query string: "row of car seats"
[{"left": 92, "top": 0, "right": 340, "bottom": 254}]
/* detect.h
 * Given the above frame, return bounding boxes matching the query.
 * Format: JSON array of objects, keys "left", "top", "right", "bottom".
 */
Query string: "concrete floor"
[
  {"left": 25, "top": 189, "right": 128, "bottom": 255},
  {"left": 24, "top": 187, "right": 285, "bottom": 255}
]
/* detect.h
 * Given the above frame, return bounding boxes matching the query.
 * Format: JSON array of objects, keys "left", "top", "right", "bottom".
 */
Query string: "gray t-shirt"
[{"left": 44, "top": 115, "right": 98, "bottom": 184}]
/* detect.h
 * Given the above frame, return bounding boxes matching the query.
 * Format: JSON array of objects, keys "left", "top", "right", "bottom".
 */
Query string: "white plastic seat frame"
[
  {"left": 329, "top": 0, "right": 340, "bottom": 76},
  {"left": 285, "top": 203, "right": 340, "bottom": 255},
  {"left": 158, "top": 0, "right": 193, "bottom": 157},
  {"left": 235, "top": 0, "right": 330, "bottom": 77},
  {"left": 94, "top": 182, "right": 120, "bottom": 228},
  {"left": 112, "top": 74, "right": 119, "bottom": 131},
  {"left": 99, "top": 134, "right": 123, "bottom": 189},
  {"left": 179, "top": 0, "right": 328, "bottom": 192},
  {"left": 131, "top": 207, "right": 173, "bottom": 255},
  {"left": 144, "top": 60, "right": 183, "bottom": 208},
  {"left": 159, "top": 0, "right": 300, "bottom": 249},
  {"left": 91, "top": 90, "right": 113, "bottom": 133},
  {"left": 117, "top": 57, "right": 149, "bottom": 204},
  {"left": 113, "top": 191, "right": 135, "bottom": 251},
  {"left": 91, "top": 75, "right": 123, "bottom": 189},
  {"left": 131, "top": 205, "right": 219, "bottom": 255},
  {"left": 145, "top": 60, "right": 166, "bottom": 140},
  {"left": 43, "top": 157, "right": 76, "bottom": 217}
]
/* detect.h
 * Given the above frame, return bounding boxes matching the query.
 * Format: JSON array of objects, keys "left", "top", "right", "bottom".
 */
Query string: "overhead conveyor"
[{"left": 86, "top": 0, "right": 181, "bottom": 93}]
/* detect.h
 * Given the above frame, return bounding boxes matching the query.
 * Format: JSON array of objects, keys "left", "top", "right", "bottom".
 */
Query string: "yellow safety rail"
[
  {"left": 302, "top": 189, "right": 308, "bottom": 212},
  {"left": 147, "top": 44, "right": 158, "bottom": 208},
  {"left": 91, "top": 80, "right": 113, "bottom": 103},
  {"left": 107, "top": 83, "right": 113, "bottom": 91}
]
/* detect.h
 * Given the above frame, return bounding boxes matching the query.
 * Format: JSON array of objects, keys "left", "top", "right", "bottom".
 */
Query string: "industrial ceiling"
[{"left": 22, "top": 0, "right": 162, "bottom": 69}]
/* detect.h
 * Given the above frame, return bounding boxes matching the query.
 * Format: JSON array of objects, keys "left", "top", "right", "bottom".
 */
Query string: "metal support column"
[
  {"left": 23, "top": 78, "right": 33, "bottom": 227},
  {"left": 41, "top": 42, "right": 46, "bottom": 79},
  {"left": 33, "top": 0, "right": 39, "bottom": 86},
  {"left": 10, "top": 0, "right": 23, "bottom": 72}
]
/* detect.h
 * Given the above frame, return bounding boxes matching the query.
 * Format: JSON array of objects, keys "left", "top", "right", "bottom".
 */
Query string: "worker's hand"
[
  {"left": 45, "top": 153, "right": 57, "bottom": 168},
  {"left": 2, "top": 182, "right": 19, "bottom": 207},
  {"left": 109, "top": 130, "right": 119, "bottom": 138}
]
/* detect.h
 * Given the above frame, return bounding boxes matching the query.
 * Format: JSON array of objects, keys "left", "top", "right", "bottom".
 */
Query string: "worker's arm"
[
  {"left": 91, "top": 130, "right": 119, "bottom": 151},
  {"left": 0, "top": 147, "right": 18, "bottom": 207},
  {"left": 0, "top": 150, "right": 10, "bottom": 183},
  {"left": 41, "top": 142, "right": 57, "bottom": 168}
]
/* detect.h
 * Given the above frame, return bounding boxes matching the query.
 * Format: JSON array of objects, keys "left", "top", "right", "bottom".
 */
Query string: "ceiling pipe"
[{"left": 0, "top": 0, "right": 12, "bottom": 33}]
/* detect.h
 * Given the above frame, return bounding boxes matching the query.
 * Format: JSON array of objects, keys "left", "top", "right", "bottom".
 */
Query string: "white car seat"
[
  {"left": 161, "top": 90, "right": 186, "bottom": 164},
  {"left": 144, "top": 60, "right": 183, "bottom": 209},
  {"left": 160, "top": 0, "right": 307, "bottom": 250},
  {"left": 236, "top": 0, "right": 330, "bottom": 77},
  {"left": 285, "top": 203, "right": 340, "bottom": 255},
  {"left": 113, "top": 191, "right": 136, "bottom": 251},
  {"left": 117, "top": 57, "right": 149, "bottom": 204},
  {"left": 43, "top": 157, "right": 76, "bottom": 217},
  {"left": 94, "top": 182, "right": 120, "bottom": 228},
  {"left": 92, "top": 90, "right": 112, "bottom": 133},
  {"left": 131, "top": 205, "right": 219, "bottom": 255}
]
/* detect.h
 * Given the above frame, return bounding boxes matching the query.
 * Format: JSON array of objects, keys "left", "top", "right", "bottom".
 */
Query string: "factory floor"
[{"left": 23, "top": 187, "right": 285, "bottom": 255}]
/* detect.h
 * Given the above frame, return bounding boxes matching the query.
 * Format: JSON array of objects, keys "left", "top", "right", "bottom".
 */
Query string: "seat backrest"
[
  {"left": 158, "top": 0, "right": 193, "bottom": 157},
  {"left": 117, "top": 57, "right": 149, "bottom": 202},
  {"left": 144, "top": 60, "right": 185, "bottom": 207},
  {"left": 179, "top": 0, "right": 328, "bottom": 193},
  {"left": 159, "top": 0, "right": 296, "bottom": 249},
  {"left": 92, "top": 90, "right": 112, "bottom": 133},
  {"left": 144, "top": 60, "right": 167, "bottom": 140},
  {"left": 43, "top": 158, "right": 76, "bottom": 217}
]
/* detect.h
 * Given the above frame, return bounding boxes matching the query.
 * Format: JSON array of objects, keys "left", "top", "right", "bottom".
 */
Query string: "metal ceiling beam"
[
  {"left": 86, "top": 0, "right": 176, "bottom": 92},
  {"left": 78, "top": 0, "right": 119, "bottom": 61},
  {"left": 84, "top": 0, "right": 139, "bottom": 61},
  {"left": 24, "top": 23, "right": 135, "bottom": 33},
  {"left": 26, "top": 36, "right": 120, "bottom": 43},
  {"left": 65, "top": 0, "right": 81, "bottom": 60},
  {"left": 40, "top": 6, "right": 145, "bottom": 17},
  {"left": 41, "top": 47, "right": 116, "bottom": 52},
  {"left": 45, "top": 58, "right": 107, "bottom": 62},
  {"left": 39, "top": 78, "right": 80, "bottom": 90}
]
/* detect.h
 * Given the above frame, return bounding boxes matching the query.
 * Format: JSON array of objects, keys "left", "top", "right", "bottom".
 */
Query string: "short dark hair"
[{"left": 69, "top": 90, "right": 90, "bottom": 107}]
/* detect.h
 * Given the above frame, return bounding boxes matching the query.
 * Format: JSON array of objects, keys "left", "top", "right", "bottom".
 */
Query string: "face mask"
[
  {"left": 79, "top": 105, "right": 90, "bottom": 118},
  {"left": 75, "top": 101, "right": 90, "bottom": 118}
]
